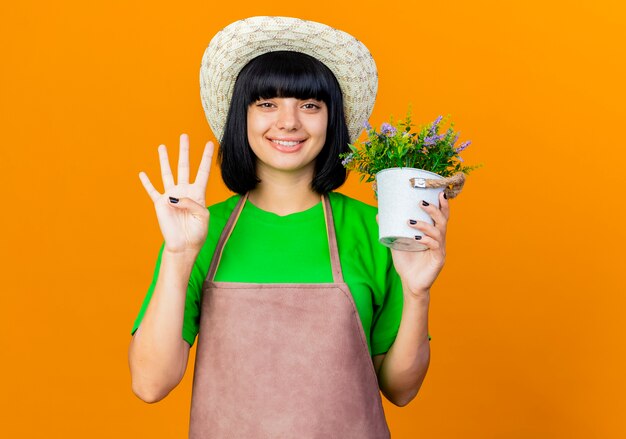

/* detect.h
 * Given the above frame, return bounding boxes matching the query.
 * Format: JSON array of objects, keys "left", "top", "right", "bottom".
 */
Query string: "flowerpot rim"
[{"left": 375, "top": 167, "right": 443, "bottom": 179}]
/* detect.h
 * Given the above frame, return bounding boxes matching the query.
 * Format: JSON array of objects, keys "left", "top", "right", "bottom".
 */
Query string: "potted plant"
[{"left": 340, "top": 107, "right": 482, "bottom": 251}]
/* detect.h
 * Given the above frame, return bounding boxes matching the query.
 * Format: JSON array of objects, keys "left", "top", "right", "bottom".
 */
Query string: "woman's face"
[{"left": 247, "top": 96, "right": 327, "bottom": 179}]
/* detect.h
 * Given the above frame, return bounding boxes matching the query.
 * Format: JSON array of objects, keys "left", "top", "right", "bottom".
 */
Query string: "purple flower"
[
  {"left": 380, "top": 122, "right": 397, "bottom": 136},
  {"left": 363, "top": 120, "right": 372, "bottom": 131},
  {"left": 455, "top": 140, "right": 471, "bottom": 153},
  {"left": 424, "top": 133, "right": 446, "bottom": 146},
  {"left": 341, "top": 153, "right": 354, "bottom": 166},
  {"left": 428, "top": 115, "right": 443, "bottom": 135}
]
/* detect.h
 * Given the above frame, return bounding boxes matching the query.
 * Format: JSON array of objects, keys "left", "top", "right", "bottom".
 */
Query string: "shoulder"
[
  {"left": 328, "top": 192, "right": 378, "bottom": 218},
  {"left": 207, "top": 194, "right": 241, "bottom": 224},
  {"left": 328, "top": 191, "right": 377, "bottom": 229},
  {"left": 202, "top": 194, "right": 242, "bottom": 246},
  {"left": 327, "top": 191, "right": 381, "bottom": 253},
  {"left": 208, "top": 193, "right": 241, "bottom": 213}
]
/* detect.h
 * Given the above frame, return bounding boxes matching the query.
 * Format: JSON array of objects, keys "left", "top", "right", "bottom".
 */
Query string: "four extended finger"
[
  {"left": 158, "top": 144, "right": 175, "bottom": 191},
  {"left": 194, "top": 141, "right": 214, "bottom": 190},
  {"left": 178, "top": 133, "right": 190, "bottom": 185},
  {"left": 138, "top": 171, "right": 161, "bottom": 203}
]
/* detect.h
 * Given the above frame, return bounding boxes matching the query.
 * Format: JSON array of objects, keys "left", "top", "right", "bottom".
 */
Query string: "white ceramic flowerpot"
[{"left": 376, "top": 167, "right": 445, "bottom": 252}]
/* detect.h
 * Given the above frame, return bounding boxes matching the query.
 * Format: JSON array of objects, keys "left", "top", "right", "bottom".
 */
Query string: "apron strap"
[
  {"left": 206, "top": 193, "right": 249, "bottom": 282},
  {"left": 206, "top": 192, "right": 344, "bottom": 284},
  {"left": 321, "top": 193, "right": 344, "bottom": 284}
]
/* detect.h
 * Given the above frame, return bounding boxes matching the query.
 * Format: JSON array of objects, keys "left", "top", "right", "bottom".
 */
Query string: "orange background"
[{"left": 1, "top": 1, "right": 624, "bottom": 437}]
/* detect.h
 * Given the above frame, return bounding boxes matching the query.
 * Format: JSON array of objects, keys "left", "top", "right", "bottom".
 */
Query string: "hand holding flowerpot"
[
  {"left": 387, "top": 189, "right": 449, "bottom": 296},
  {"left": 376, "top": 168, "right": 446, "bottom": 251}
]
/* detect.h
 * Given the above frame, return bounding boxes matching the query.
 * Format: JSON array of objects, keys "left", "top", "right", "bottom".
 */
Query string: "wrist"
[
  {"left": 403, "top": 287, "right": 431, "bottom": 302},
  {"left": 163, "top": 247, "right": 199, "bottom": 264}
]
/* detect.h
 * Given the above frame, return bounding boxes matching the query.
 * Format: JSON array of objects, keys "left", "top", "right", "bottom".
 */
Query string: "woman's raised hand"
[{"left": 139, "top": 134, "right": 215, "bottom": 255}]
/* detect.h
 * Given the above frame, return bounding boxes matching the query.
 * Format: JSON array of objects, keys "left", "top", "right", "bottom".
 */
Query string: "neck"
[{"left": 247, "top": 166, "right": 322, "bottom": 216}]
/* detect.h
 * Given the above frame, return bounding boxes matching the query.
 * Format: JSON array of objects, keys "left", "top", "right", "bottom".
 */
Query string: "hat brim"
[{"left": 200, "top": 16, "right": 378, "bottom": 143}]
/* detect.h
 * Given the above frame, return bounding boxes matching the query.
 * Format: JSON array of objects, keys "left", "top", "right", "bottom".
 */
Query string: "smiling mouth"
[{"left": 268, "top": 138, "right": 306, "bottom": 147}]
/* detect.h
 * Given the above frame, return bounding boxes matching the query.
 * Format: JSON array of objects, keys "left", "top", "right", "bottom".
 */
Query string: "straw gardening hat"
[{"left": 199, "top": 16, "right": 378, "bottom": 143}]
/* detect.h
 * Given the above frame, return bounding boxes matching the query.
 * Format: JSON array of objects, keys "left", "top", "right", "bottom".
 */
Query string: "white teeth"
[{"left": 272, "top": 139, "right": 302, "bottom": 146}]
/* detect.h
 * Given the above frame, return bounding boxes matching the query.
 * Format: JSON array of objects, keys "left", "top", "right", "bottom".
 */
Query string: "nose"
[{"left": 275, "top": 104, "right": 301, "bottom": 131}]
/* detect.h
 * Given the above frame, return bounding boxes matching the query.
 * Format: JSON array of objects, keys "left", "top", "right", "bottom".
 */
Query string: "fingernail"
[
  {"left": 422, "top": 200, "right": 429, "bottom": 206},
  {"left": 409, "top": 219, "right": 417, "bottom": 225},
  {"left": 169, "top": 196, "right": 179, "bottom": 204},
  {"left": 415, "top": 235, "right": 422, "bottom": 240},
  {"left": 443, "top": 192, "right": 448, "bottom": 200}
]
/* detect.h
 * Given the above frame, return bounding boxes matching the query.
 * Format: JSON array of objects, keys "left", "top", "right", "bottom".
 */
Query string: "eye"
[
  {"left": 256, "top": 102, "right": 275, "bottom": 108},
  {"left": 302, "top": 102, "right": 321, "bottom": 110}
]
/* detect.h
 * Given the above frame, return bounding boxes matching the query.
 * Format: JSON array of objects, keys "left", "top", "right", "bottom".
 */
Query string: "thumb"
[{"left": 168, "top": 196, "right": 207, "bottom": 216}]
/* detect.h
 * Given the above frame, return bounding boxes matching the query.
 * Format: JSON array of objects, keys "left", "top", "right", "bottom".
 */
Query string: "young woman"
[{"left": 129, "top": 16, "right": 448, "bottom": 438}]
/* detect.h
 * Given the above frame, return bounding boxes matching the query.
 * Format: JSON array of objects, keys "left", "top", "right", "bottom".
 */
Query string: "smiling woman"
[
  {"left": 129, "top": 16, "right": 435, "bottom": 439},
  {"left": 219, "top": 50, "right": 350, "bottom": 198}
]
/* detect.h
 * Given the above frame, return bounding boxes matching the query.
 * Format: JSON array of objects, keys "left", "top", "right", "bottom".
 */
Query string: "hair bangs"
[{"left": 240, "top": 51, "right": 333, "bottom": 105}]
